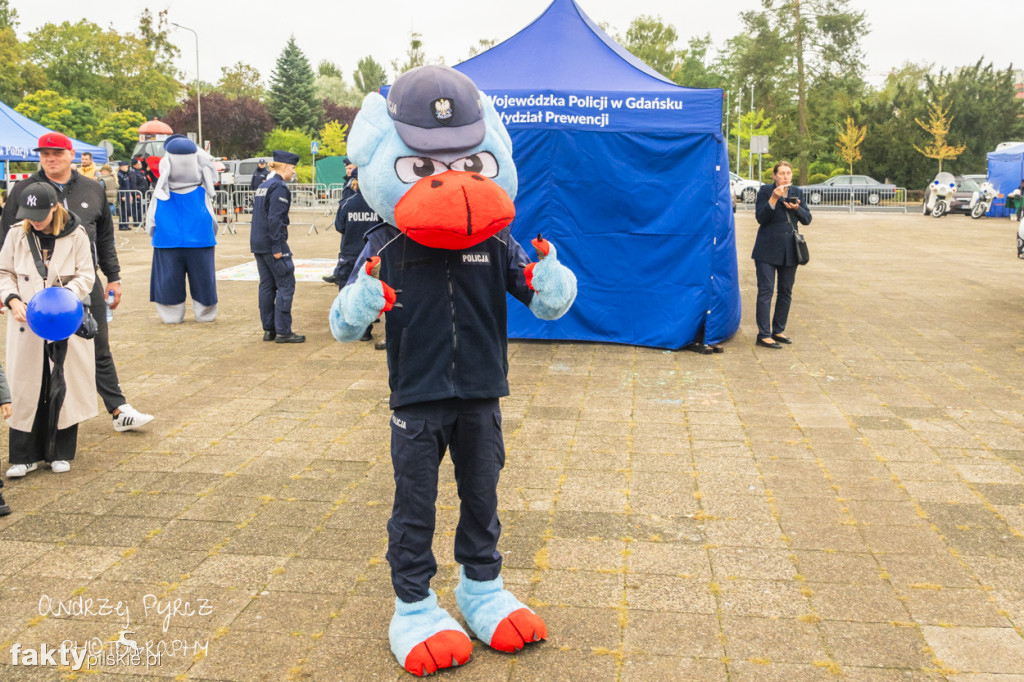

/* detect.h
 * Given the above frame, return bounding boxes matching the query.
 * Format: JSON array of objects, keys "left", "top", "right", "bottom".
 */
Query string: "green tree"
[
  {"left": 836, "top": 116, "right": 866, "bottom": 174},
  {"left": 137, "top": 8, "right": 180, "bottom": 72},
  {"left": 671, "top": 35, "right": 723, "bottom": 88},
  {"left": 166, "top": 93, "right": 273, "bottom": 159},
  {"left": 466, "top": 39, "right": 497, "bottom": 60},
  {"left": 858, "top": 62, "right": 933, "bottom": 187},
  {"left": 727, "top": 1, "right": 869, "bottom": 182},
  {"left": 730, "top": 108, "right": 778, "bottom": 179},
  {"left": 267, "top": 36, "right": 320, "bottom": 133},
  {"left": 318, "top": 120, "right": 349, "bottom": 157},
  {"left": 96, "top": 110, "right": 146, "bottom": 159},
  {"left": 15, "top": 90, "right": 99, "bottom": 141},
  {"left": 913, "top": 94, "right": 965, "bottom": 173},
  {"left": 27, "top": 20, "right": 179, "bottom": 116},
  {"left": 315, "top": 76, "right": 363, "bottom": 108},
  {"left": 622, "top": 15, "right": 678, "bottom": 78},
  {"left": 262, "top": 127, "right": 313, "bottom": 165},
  {"left": 317, "top": 60, "right": 343, "bottom": 78},
  {"left": 0, "top": 0, "right": 17, "bottom": 30},
  {"left": 392, "top": 32, "right": 427, "bottom": 75},
  {"left": 0, "top": 27, "right": 46, "bottom": 105},
  {"left": 217, "top": 62, "right": 264, "bottom": 100},
  {"left": 353, "top": 56, "right": 388, "bottom": 95}
]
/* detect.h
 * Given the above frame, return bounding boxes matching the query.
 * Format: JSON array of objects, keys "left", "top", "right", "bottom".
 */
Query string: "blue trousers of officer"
[
  {"left": 254, "top": 252, "right": 295, "bottom": 335},
  {"left": 387, "top": 398, "right": 505, "bottom": 603},
  {"left": 754, "top": 260, "right": 798, "bottom": 338}
]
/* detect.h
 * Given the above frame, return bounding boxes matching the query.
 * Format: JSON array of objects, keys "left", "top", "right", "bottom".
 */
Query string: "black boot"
[{"left": 0, "top": 492, "right": 10, "bottom": 517}]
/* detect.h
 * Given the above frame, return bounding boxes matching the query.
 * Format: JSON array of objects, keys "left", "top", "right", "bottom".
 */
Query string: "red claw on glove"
[
  {"left": 531, "top": 233, "right": 550, "bottom": 258},
  {"left": 365, "top": 256, "right": 397, "bottom": 312},
  {"left": 524, "top": 262, "right": 536, "bottom": 291}
]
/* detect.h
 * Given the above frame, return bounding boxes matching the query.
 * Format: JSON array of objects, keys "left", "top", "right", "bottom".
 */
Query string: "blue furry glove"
[
  {"left": 329, "top": 256, "right": 396, "bottom": 342},
  {"left": 525, "top": 236, "right": 577, "bottom": 320}
]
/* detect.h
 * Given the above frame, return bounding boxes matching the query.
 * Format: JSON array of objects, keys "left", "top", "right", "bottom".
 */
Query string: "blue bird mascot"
[
  {"left": 330, "top": 65, "right": 577, "bottom": 676},
  {"left": 145, "top": 134, "right": 219, "bottom": 323}
]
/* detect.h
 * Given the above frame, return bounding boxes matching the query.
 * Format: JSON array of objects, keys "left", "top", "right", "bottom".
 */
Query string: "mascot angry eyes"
[{"left": 347, "top": 65, "right": 518, "bottom": 250}]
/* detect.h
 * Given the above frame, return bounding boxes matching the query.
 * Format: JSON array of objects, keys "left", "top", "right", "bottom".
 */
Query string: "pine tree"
[{"left": 267, "top": 36, "right": 319, "bottom": 133}]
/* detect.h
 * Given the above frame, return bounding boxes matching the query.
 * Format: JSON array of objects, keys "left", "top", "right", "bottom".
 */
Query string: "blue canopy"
[
  {"left": 0, "top": 100, "right": 107, "bottom": 163},
  {"left": 455, "top": 0, "right": 739, "bottom": 347},
  {"left": 987, "top": 143, "right": 1024, "bottom": 217}
]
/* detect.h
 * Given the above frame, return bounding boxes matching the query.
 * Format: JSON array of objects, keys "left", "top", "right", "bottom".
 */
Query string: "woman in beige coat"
[{"left": 0, "top": 183, "right": 97, "bottom": 477}]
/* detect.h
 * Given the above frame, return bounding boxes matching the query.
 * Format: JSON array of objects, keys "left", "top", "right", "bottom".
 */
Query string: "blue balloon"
[{"left": 26, "top": 287, "right": 84, "bottom": 341}]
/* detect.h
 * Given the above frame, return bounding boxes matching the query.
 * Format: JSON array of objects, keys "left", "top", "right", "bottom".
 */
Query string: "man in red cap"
[{"left": 1, "top": 132, "right": 155, "bottom": 432}]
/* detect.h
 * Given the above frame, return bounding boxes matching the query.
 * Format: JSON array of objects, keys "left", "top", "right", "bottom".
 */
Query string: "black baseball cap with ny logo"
[{"left": 16, "top": 182, "right": 59, "bottom": 222}]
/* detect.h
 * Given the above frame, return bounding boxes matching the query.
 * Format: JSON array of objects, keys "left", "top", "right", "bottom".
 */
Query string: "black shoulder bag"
[
  {"left": 26, "top": 230, "right": 97, "bottom": 340},
  {"left": 785, "top": 207, "right": 810, "bottom": 266}
]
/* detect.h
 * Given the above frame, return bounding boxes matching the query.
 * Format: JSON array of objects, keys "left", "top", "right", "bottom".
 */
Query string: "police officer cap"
[
  {"left": 16, "top": 182, "right": 59, "bottom": 222},
  {"left": 386, "top": 65, "right": 485, "bottom": 153},
  {"left": 164, "top": 134, "right": 197, "bottom": 155},
  {"left": 272, "top": 150, "right": 300, "bottom": 165}
]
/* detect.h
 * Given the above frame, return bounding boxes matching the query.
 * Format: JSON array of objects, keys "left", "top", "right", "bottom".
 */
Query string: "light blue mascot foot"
[
  {"left": 526, "top": 240, "right": 577, "bottom": 320},
  {"left": 329, "top": 262, "right": 392, "bottom": 342},
  {"left": 389, "top": 590, "right": 473, "bottom": 676},
  {"left": 454, "top": 566, "right": 548, "bottom": 653}
]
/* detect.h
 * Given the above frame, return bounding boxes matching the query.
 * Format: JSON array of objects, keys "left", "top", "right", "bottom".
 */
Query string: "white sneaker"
[
  {"left": 50, "top": 460, "right": 71, "bottom": 473},
  {"left": 113, "top": 404, "right": 155, "bottom": 432},
  {"left": 6, "top": 462, "right": 39, "bottom": 478}
]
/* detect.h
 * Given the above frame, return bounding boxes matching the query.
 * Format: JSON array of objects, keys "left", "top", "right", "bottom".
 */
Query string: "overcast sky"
[{"left": 15, "top": 0, "right": 1020, "bottom": 90}]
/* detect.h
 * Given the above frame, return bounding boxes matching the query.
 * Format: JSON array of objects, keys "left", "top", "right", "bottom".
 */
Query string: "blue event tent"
[
  {"left": 0, "top": 100, "right": 107, "bottom": 164},
  {"left": 987, "top": 143, "right": 1024, "bottom": 217},
  {"left": 454, "top": 0, "right": 740, "bottom": 348}
]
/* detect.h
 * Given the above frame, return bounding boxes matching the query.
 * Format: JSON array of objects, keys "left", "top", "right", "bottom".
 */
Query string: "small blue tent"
[
  {"left": 0, "top": 100, "right": 107, "bottom": 164},
  {"left": 987, "top": 143, "right": 1024, "bottom": 217},
  {"left": 455, "top": 0, "right": 740, "bottom": 348}
]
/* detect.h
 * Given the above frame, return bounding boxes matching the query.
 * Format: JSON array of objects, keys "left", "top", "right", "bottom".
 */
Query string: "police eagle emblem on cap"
[{"left": 432, "top": 98, "right": 454, "bottom": 126}]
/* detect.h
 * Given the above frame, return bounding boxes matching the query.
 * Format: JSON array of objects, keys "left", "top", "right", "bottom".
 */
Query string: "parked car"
[
  {"left": 947, "top": 174, "right": 987, "bottom": 215},
  {"left": 800, "top": 175, "right": 898, "bottom": 205},
  {"left": 223, "top": 157, "right": 270, "bottom": 191},
  {"left": 730, "top": 172, "right": 760, "bottom": 203}
]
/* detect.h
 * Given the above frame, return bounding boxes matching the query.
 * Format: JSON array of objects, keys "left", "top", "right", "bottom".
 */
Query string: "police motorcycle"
[
  {"left": 923, "top": 172, "right": 956, "bottom": 218},
  {"left": 969, "top": 181, "right": 997, "bottom": 219}
]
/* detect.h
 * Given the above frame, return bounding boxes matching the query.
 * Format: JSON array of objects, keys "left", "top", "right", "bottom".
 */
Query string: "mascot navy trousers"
[{"left": 387, "top": 397, "right": 505, "bottom": 603}]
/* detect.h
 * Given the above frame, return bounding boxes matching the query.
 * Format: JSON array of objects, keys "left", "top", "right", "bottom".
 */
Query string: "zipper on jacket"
[{"left": 445, "top": 255, "right": 457, "bottom": 390}]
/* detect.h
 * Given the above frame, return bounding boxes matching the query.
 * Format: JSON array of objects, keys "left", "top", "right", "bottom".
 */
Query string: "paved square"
[{"left": 1, "top": 209, "right": 1023, "bottom": 679}]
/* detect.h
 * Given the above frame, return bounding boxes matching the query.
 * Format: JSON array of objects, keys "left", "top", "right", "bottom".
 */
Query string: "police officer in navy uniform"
[
  {"left": 329, "top": 171, "right": 380, "bottom": 341},
  {"left": 250, "top": 159, "right": 269, "bottom": 191},
  {"left": 250, "top": 150, "right": 304, "bottom": 343},
  {"left": 322, "top": 157, "right": 358, "bottom": 286}
]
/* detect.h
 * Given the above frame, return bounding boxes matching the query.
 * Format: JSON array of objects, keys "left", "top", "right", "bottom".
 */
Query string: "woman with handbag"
[
  {"left": 0, "top": 183, "right": 97, "bottom": 476},
  {"left": 752, "top": 161, "right": 812, "bottom": 349}
]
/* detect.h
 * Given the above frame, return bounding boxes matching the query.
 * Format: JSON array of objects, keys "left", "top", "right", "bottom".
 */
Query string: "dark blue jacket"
[
  {"left": 333, "top": 172, "right": 358, "bottom": 234},
  {"left": 250, "top": 174, "right": 291, "bottom": 255},
  {"left": 348, "top": 224, "right": 534, "bottom": 409},
  {"left": 337, "top": 190, "right": 381, "bottom": 267},
  {"left": 117, "top": 169, "right": 130, "bottom": 192},
  {"left": 752, "top": 183, "right": 812, "bottom": 266},
  {"left": 128, "top": 167, "right": 150, "bottom": 193},
  {"left": 250, "top": 166, "right": 270, "bottom": 191}
]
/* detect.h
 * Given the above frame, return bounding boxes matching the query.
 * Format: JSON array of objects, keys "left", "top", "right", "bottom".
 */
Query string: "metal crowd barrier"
[
  {"left": 116, "top": 190, "right": 147, "bottom": 230},
  {"left": 734, "top": 186, "right": 909, "bottom": 213}
]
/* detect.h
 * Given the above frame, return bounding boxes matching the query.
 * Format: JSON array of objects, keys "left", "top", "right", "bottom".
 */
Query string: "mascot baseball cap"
[
  {"left": 16, "top": 182, "right": 59, "bottom": 222},
  {"left": 34, "top": 132, "right": 74, "bottom": 152},
  {"left": 387, "top": 65, "right": 485, "bottom": 152},
  {"left": 272, "top": 150, "right": 300, "bottom": 165},
  {"left": 164, "top": 134, "right": 198, "bottom": 155}
]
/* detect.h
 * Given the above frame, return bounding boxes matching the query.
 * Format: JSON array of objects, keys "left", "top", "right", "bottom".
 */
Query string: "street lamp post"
[{"left": 171, "top": 22, "right": 202, "bottom": 148}]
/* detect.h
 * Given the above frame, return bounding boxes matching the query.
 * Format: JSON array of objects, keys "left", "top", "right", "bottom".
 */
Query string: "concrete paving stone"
[
  {"left": 973, "top": 484, "right": 1024, "bottom": 506},
  {"left": 715, "top": 579, "right": 812, "bottom": 619},
  {"left": 720, "top": 615, "right": 827, "bottom": 663},
  {"left": 174, "top": 453, "right": 253, "bottom": 474},
  {"left": 534, "top": 569, "right": 624, "bottom": 609},
  {"left": 508, "top": 646, "right": 619, "bottom": 682},
  {"left": 533, "top": 605, "right": 622, "bottom": 651},
  {"left": 4, "top": 512, "right": 96, "bottom": 543},
  {"left": 623, "top": 610, "right": 722, "bottom": 657},
  {"left": 184, "top": 553, "right": 285, "bottom": 590},
  {"left": 619, "top": 655, "right": 727, "bottom": 681},
  {"left": 323, "top": 595, "right": 393, "bottom": 640},
  {"left": 820, "top": 621, "right": 933, "bottom": 669},
  {"left": 186, "top": 628, "right": 314, "bottom": 681},
  {"left": 859, "top": 523, "right": 951, "bottom": 555},
  {"left": 773, "top": 496, "right": 848, "bottom": 526},
  {"left": 961, "top": 556, "right": 1024, "bottom": 591},
  {"left": 792, "top": 550, "right": 885, "bottom": 585},
  {"left": 808, "top": 582, "right": 909, "bottom": 622},
  {"left": 703, "top": 518, "right": 786, "bottom": 549},
  {"left": 897, "top": 480, "right": 980, "bottom": 504},
  {"left": 781, "top": 519, "right": 871, "bottom": 553},
  {"left": 897, "top": 585, "right": 1009, "bottom": 627},
  {"left": 708, "top": 547, "right": 796, "bottom": 581},
  {"left": 543, "top": 537, "right": 624, "bottom": 572},
  {"left": 948, "top": 676, "right": 1024, "bottom": 682},
  {"left": 726, "top": 660, "right": 840, "bottom": 682},
  {"left": 922, "top": 625, "right": 1024, "bottom": 674},
  {"left": 629, "top": 542, "right": 712, "bottom": 579},
  {"left": 230, "top": 590, "right": 344, "bottom": 634},
  {"left": 106, "top": 492, "right": 200, "bottom": 520},
  {"left": 555, "top": 487, "right": 628, "bottom": 514},
  {"left": 220, "top": 523, "right": 316, "bottom": 557},
  {"left": 879, "top": 553, "right": 980, "bottom": 588}
]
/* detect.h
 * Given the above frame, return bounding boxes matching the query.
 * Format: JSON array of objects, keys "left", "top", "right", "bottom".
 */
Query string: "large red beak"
[{"left": 394, "top": 170, "right": 515, "bottom": 250}]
